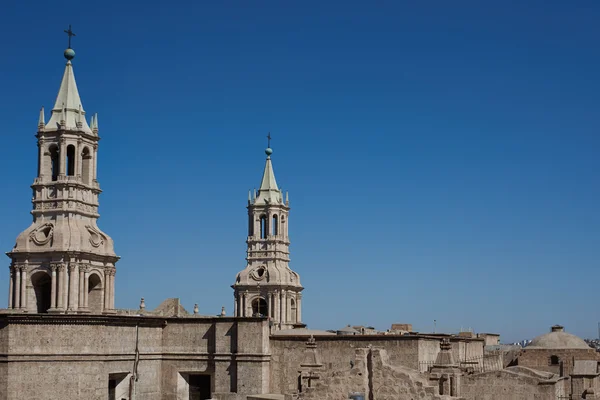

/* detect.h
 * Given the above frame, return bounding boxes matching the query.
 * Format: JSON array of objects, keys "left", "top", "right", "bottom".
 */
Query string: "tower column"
[
  {"left": 74, "top": 140, "right": 81, "bottom": 178},
  {"left": 242, "top": 292, "right": 248, "bottom": 317},
  {"left": 110, "top": 269, "right": 115, "bottom": 309},
  {"left": 62, "top": 263, "right": 69, "bottom": 310},
  {"left": 83, "top": 268, "right": 90, "bottom": 309},
  {"left": 57, "top": 264, "right": 64, "bottom": 309},
  {"left": 8, "top": 267, "right": 14, "bottom": 309},
  {"left": 14, "top": 267, "right": 21, "bottom": 310},
  {"left": 281, "top": 290, "right": 287, "bottom": 324},
  {"left": 59, "top": 138, "right": 66, "bottom": 176},
  {"left": 50, "top": 264, "right": 57, "bottom": 310},
  {"left": 38, "top": 140, "right": 45, "bottom": 179},
  {"left": 233, "top": 293, "right": 238, "bottom": 317},
  {"left": 20, "top": 266, "right": 27, "bottom": 310},
  {"left": 274, "top": 290, "right": 280, "bottom": 325},
  {"left": 68, "top": 263, "right": 78, "bottom": 311},
  {"left": 93, "top": 144, "right": 98, "bottom": 182},
  {"left": 78, "top": 268, "right": 84, "bottom": 308},
  {"left": 297, "top": 293, "right": 302, "bottom": 322},
  {"left": 103, "top": 268, "right": 110, "bottom": 311},
  {"left": 267, "top": 292, "right": 273, "bottom": 318}
]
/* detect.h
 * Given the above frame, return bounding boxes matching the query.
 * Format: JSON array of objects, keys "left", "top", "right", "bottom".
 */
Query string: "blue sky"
[{"left": 0, "top": 1, "right": 599, "bottom": 342}]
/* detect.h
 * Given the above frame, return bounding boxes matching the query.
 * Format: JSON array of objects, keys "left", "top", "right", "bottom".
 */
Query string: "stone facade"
[
  {"left": 0, "top": 314, "right": 270, "bottom": 400},
  {"left": 2, "top": 37, "right": 598, "bottom": 400}
]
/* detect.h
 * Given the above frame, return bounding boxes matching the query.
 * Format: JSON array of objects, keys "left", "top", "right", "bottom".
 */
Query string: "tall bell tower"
[
  {"left": 232, "top": 138, "right": 304, "bottom": 331},
  {"left": 5, "top": 29, "right": 119, "bottom": 314}
]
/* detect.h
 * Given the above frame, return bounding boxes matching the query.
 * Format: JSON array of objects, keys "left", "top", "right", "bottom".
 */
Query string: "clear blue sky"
[{"left": 0, "top": 1, "right": 598, "bottom": 343}]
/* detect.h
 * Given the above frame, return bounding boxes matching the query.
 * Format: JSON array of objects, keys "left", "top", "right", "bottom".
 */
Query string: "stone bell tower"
[
  {"left": 5, "top": 30, "right": 119, "bottom": 314},
  {"left": 232, "top": 139, "right": 304, "bottom": 331}
]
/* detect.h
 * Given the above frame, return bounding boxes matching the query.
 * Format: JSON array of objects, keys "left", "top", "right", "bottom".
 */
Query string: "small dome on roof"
[{"left": 526, "top": 325, "right": 590, "bottom": 350}]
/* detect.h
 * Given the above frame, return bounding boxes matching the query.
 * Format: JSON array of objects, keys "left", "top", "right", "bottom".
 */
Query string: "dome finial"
[
  {"left": 265, "top": 132, "right": 273, "bottom": 157},
  {"left": 63, "top": 24, "right": 76, "bottom": 60}
]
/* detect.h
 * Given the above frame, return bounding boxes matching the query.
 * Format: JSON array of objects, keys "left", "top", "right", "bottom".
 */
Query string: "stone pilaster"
[
  {"left": 8, "top": 266, "right": 14, "bottom": 309},
  {"left": 49, "top": 264, "right": 57, "bottom": 310},
  {"left": 19, "top": 265, "right": 27, "bottom": 310}
]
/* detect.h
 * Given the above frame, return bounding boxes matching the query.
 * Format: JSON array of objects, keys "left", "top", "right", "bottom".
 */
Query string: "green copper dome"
[
  {"left": 265, "top": 147, "right": 273, "bottom": 156},
  {"left": 64, "top": 48, "right": 75, "bottom": 60}
]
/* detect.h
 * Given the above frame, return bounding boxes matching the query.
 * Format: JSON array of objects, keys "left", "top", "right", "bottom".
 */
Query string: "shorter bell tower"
[{"left": 232, "top": 139, "right": 304, "bottom": 331}]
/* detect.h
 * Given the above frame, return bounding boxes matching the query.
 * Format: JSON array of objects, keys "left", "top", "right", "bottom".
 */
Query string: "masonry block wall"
[
  {"left": 0, "top": 315, "right": 270, "bottom": 400},
  {"left": 518, "top": 348, "right": 599, "bottom": 377}
]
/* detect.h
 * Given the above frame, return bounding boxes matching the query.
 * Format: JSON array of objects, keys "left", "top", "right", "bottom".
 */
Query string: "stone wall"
[
  {"left": 461, "top": 366, "right": 567, "bottom": 400},
  {"left": 299, "top": 347, "right": 447, "bottom": 400},
  {"left": 517, "top": 348, "right": 599, "bottom": 377},
  {"left": 0, "top": 314, "right": 269, "bottom": 400},
  {"left": 269, "top": 334, "right": 483, "bottom": 394}
]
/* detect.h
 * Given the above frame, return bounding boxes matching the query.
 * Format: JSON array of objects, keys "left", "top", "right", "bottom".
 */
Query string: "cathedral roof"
[{"left": 45, "top": 59, "right": 92, "bottom": 134}]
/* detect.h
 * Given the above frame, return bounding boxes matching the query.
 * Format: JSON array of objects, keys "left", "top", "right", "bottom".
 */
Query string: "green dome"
[
  {"left": 64, "top": 48, "right": 75, "bottom": 60},
  {"left": 265, "top": 147, "right": 273, "bottom": 156}
]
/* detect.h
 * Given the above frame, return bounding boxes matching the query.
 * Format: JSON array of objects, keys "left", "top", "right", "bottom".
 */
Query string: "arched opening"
[
  {"left": 248, "top": 215, "right": 254, "bottom": 237},
  {"left": 550, "top": 355, "right": 559, "bottom": 365},
  {"left": 31, "top": 271, "right": 51, "bottom": 313},
  {"left": 260, "top": 215, "right": 268, "bottom": 239},
  {"left": 88, "top": 273, "right": 103, "bottom": 314},
  {"left": 66, "top": 144, "right": 75, "bottom": 176},
  {"left": 81, "top": 147, "right": 91, "bottom": 184},
  {"left": 252, "top": 297, "right": 268, "bottom": 317},
  {"left": 290, "top": 298, "right": 297, "bottom": 323},
  {"left": 49, "top": 145, "right": 59, "bottom": 181},
  {"left": 272, "top": 214, "right": 278, "bottom": 236}
]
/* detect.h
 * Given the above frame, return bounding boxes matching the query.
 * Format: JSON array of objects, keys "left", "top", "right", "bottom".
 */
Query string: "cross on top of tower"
[
  {"left": 63, "top": 25, "right": 76, "bottom": 61},
  {"left": 64, "top": 25, "right": 76, "bottom": 49},
  {"left": 265, "top": 133, "right": 273, "bottom": 157}
]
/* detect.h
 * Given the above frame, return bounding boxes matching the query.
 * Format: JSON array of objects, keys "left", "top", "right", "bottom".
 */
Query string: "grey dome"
[{"left": 527, "top": 326, "right": 590, "bottom": 350}]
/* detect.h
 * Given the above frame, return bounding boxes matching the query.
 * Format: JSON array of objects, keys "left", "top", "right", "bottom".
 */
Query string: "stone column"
[
  {"left": 14, "top": 267, "right": 21, "bottom": 310},
  {"left": 93, "top": 145, "right": 98, "bottom": 182},
  {"left": 59, "top": 138, "right": 66, "bottom": 176},
  {"left": 267, "top": 292, "right": 273, "bottom": 318},
  {"left": 274, "top": 290, "right": 280, "bottom": 325},
  {"left": 8, "top": 267, "right": 14, "bottom": 309},
  {"left": 57, "top": 265, "right": 64, "bottom": 309},
  {"left": 68, "top": 263, "right": 78, "bottom": 311},
  {"left": 50, "top": 264, "right": 57, "bottom": 310},
  {"left": 103, "top": 269, "right": 110, "bottom": 311},
  {"left": 110, "top": 268, "right": 115, "bottom": 309},
  {"left": 75, "top": 140, "right": 81, "bottom": 178},
  {"left": 234, "top": 293, "right": 238, "bottom": 317},
  {"left": 38, "top": 140, "right": 45, "bottom": 179},
  {"left": 62, "top": 264, "right": 69, "bottom": 310},
  {"left": 78, "top": 268, "right": 84, "bottom": 308},
  {"left": 284, "top": 290, "right": 289, "bottom": 323},
  {"left": 20, "top": 266, "right": 27, "bottom": 310},
  {"left": 297, "top": 293, "right": 302, "bottom": 323},
  {"left": 83, "top": 268, "right": 90, "bottom": 309}
]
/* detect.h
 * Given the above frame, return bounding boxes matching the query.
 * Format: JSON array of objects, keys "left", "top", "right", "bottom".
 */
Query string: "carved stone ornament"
[
  {"left": 48, "top": 187, "right": 57, "bottom": 199},
  {"left": 29, "top": 223, "right": 54, "bottom": 245},
  {"left": 86, "top": 225, "right": 106, "bottom": 248},
  {"left": 250, "top": 266, "right": 267, "bottom": 281}
]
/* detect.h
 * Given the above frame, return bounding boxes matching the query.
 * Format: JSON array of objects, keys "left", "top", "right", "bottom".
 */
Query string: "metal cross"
[
  {"left": 267, "top": 132, "right": 272, "bottom": 148},
  {"left": 64, "top": 25, "right": 76, "bottom": 48}
]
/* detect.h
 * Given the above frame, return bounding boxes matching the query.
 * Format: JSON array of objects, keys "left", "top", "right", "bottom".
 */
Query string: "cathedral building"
[{"left": 2, "top": 32, "right": 597, "bottom": 400}]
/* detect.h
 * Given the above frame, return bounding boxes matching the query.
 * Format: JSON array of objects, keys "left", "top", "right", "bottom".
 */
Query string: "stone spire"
[
  {"left": 254, "top": 147, "right": 283, "bottom": 205},
  {"left": 45, "top": 60, "right": 92, "bottom": 134},
  {"left": 6, "top": 31, "right": 118, "bottom": 315},
  {"left": 232, "top": 138, "right": 304, "bottom": 331}
]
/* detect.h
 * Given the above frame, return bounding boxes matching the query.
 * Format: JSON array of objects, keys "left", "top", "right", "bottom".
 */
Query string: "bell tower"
[
  {"left": 232, "top": 139, "right": 304, "bottom": 331},
  {"left": 5, "top": 29, "right": 119, "bottom": 314}
]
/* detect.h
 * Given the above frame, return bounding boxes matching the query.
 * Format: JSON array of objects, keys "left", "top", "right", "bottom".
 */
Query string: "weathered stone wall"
[
  {"left": 299, "top": 348, "right": 447, "bottom": 400},
  {"left": 269, "top": 334, "right": 483, "bottom": 394},
  {"left": 517, "top": 348, "right": 599, "bottom": 376},
  {"left": 461, "top": 366, "right": 566, "bottom": 400},
  {"left": 0, "top": 315, "right": 269, "bottom": 400}
]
